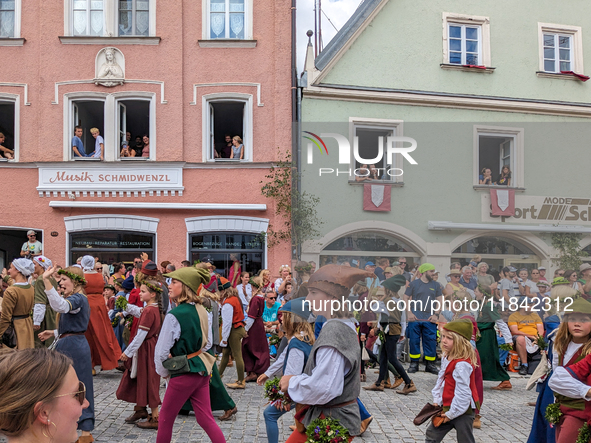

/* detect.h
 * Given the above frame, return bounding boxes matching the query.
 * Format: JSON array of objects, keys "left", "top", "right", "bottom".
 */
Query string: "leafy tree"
[{"left": 551, "top": 233, "right": 587, "bottom": 271}]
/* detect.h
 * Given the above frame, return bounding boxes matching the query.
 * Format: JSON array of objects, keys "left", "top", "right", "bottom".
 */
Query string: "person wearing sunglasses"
[
  {"left": 37, "top": 265, "right": 95, "bottom": 443},
  {"left": 0, "top": 348, "right": 90, "bottom": 443},
  {"left": 20, "top": 230, "right": 43, "bottom": 259}
]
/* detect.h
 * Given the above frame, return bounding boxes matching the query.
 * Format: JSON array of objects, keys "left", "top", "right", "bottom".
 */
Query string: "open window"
[
  {"left": 117, "top": 99, "right": 150, "bottom": 159},
  {"left": 206, "top": 99, "right": 249, "bottom": 161},
  {"left": 474, "top": 125, "right": 524, "bottom": 188},
  {"left": 0, "top": 101, "right": 15, "bottom": 161},
  {"left": 71, "top": 99, "right": 104, "bottom": 160}
]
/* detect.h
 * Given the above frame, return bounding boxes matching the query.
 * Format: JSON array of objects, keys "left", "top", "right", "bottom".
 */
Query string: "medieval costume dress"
[
  {"left": 242, "top": 293, "right": 270, "bottom": 377},
  {"left": 476, "top": 301, "right": 511, "bottom": 383},
  {"left": 82, "top": 256, "right": 122, "bottom": 370},
  {"left": 116, "top": 304, "right": 162, "bottom": 410},
  {"left": 45, "top": 286, "right": 95, "bottom": 433},
  {"left": 33, "top": 274, "right": 58, "bottom": 348},
  {"left": 0, "top": 282, "right": 34, "bottom": 349}
]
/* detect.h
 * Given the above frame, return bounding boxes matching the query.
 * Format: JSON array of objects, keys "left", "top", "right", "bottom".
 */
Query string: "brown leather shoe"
[
  {"left": 125, "top": 408, "right": 149, "bottom": 423},
  {"left": 219, "top": 406, "right": 237, "bottom": 421},
  {"left": 362, "top": 382, "right": 384, "bottom": 391},
  {"left": 244, "top": 373, "right": 258, "bottom": 383},
  {"left": 396, "top": 381, "right": 417, "bottom": 395},
  {"left": 473, "top": 414, "right": 481, "bottom": 429},
  {"left": 391, "top": 376, "right": 404, "bottom": 389},
  {"left": 383, "top": 377, "right": 392, "bottom": 389},
  {"left": 360, "top": 373, "right": 366, "bottom": 382},
  {"left": 491, "top": 380, "right": 512, "bottom": 391},
  {"left": 359, "top": 416, "right": 373, "bottom": 435},
  {"left": 226, "top": 380, "right": 246, "bottom": 389},
  {"left": 75, "top": 435, "right": 94, "bottom": 443},
  {"left": 136, "top": 416, "right": 158, "bottom": 430}
]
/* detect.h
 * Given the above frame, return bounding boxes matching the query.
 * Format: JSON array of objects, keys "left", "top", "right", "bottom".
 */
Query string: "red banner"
[
  {"left": 490, "top": 188, "right": 515, "bottom": 216},
  {"left": 363, "top": 184, "right": 391, "bottom": 212}
]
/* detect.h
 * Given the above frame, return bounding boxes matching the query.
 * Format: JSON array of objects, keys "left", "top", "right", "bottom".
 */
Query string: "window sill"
[
  {"left": 536, "top": 71, "right": 585, "bottom": 81},
  {"left": 473, "top": 185, "right": 525, "bottom": 192},
  {"left": 0, "top": 38, "right": 25, "bottom": 46},
  {"left": 72, "top": 158, "right": 102, "bottom": 161},
  {"left": 198, "top": 39, "right": 257, "bottom": 48},
  {"left": 59, "top": 36, "right": 161, "bottom": 45},
  {"left": 119, "top": 157, "right": 150, "bottom": 161},
  {"left": 348, "top": 180, "right": 404, "bottom": 187},
  {"left": 440, "top": 64, "right": 495, "bottom": 73}
]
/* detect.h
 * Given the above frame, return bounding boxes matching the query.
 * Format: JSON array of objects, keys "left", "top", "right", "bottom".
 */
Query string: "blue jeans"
[
  {"left": 263, "top": 402, "right": 293, "bottom": 443},
  {"left": 497, "top": 334, "right": 508, "bottom": 366}
]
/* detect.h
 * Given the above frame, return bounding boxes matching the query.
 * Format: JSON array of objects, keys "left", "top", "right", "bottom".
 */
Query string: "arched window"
[{"left": 452, "top": 236, "right": 539, "bottom": 272}]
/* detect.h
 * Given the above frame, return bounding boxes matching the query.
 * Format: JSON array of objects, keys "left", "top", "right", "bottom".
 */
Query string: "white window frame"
[
  {"left": 202, "top": 93, "right": 253, "bottom": 162},
  {"left": 447, "top": 24, "right": 481, "bottom": 66},
  {"left": 0, "top": 0, "right": 21, "bottom": 39},
  {"left": 442, "top": 12, "right": 491, "bottom": 67},
  {"left": 117, "top": 0, "right": 153, "bottom": 37},
  {"left": 64, "top": 0, "right": 156, "bottom": 37},
  {"left": 202, "top": 0, "right": 253, "bottom": 40},
  {"left": 0, "top": 94, "right": 19, "bottom": 162},
  {"left": 473, "top": 125, "right": 524, "bottom": 189},
  {"left": 348, "top": 117, "right": 404, "bottom": 184},
  {"left": 64, "top": 91, "right": 156, "bottom": 161},
  {"left": 538, "top": 23, "right": 583, "bottom": 74}
]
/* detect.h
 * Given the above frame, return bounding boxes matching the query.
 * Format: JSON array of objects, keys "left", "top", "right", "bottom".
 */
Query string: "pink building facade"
[{"left": 0, "top": 0, "right": 292, "bottom": 278}]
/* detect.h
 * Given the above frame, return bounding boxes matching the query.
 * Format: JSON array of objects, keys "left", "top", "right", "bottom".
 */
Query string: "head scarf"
[
  {"left": 33, "top": 255, "right": 53, "bottom": 270},
  {"left": 81, "top": 255, "right": 95, "bottom": 273},
  {"left": 12, "top": 258, "right": 35, "bottom": 277}
]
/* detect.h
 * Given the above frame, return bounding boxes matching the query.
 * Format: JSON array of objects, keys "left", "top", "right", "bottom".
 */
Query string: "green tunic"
[
  {"left": 476, "top": 302, "right": 509, "bottom": 381},
  {"left": 33, "top": 277, "right": 58, "bottom": 348},
  {"left": 169, "top": 302, "right": 208, "bottom": 377}
]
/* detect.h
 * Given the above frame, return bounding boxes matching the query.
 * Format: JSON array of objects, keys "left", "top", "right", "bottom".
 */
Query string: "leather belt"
[{"left": 60, "top": 332, "right": 86, "bottom": 339}]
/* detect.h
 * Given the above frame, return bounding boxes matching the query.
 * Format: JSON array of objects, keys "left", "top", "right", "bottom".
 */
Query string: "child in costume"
[
  {"left": 116, "top": 280, "right": 164, "bottom": 429},
  {"left": 545, "top": 298, "right": 591, "bottom": 443},
  {"left": 155, "top": 267, "right": 225, "bottom": 443},
  {"left": 280, "top": 264, "right": 374, "bottom": 442},
  {"left": 425, "top": 320, "right": 480, "bottom": 443},
  {"left": 258, "top": 298, "right": 314, "bottom": 443},
  {"left": 220, "top": 284, "right": 247, "bottom": 389},
  {"left": 242, "top": 276, "right": 270, "bottom": 382}
]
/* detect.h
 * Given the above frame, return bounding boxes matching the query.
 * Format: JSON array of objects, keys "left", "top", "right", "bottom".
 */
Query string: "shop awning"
[
  {"left": 428, "top": 221, "right": 591, "bottom": 234},
  {"left": 49, "top": 201, "right": 267, "bottom": 211}
]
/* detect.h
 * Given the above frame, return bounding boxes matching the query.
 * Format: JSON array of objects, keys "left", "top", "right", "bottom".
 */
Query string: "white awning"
[{"left": 428, "top": 221, "right": 591, "bottom": 234}]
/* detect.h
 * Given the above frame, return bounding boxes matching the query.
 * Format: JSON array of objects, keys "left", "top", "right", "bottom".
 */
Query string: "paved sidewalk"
[{"left": 86, "top": 365, "right": 538, "bottom": 442}]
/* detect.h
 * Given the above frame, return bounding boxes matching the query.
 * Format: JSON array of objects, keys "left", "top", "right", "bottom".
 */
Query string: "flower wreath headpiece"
[
  {"left": 57, "top": 269, "right": 87, "bottom": 285},
  {"left": 144, "top": 281, "right": 163, "bottom": 294}
]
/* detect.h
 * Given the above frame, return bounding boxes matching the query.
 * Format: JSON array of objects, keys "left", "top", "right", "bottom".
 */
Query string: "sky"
[{"left": 296, "top": 0, "right": 362, "bottom": 72}]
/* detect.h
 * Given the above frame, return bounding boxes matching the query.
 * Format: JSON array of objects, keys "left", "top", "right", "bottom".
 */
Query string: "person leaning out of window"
[
  {"left": 90, "top": 128, "right": 104, "bottom": 160},
  {"left": 495, "top": 165, "right": 511, "bottom": 186},
  {"left": 479, "top": 167, "right": 493, "bottom": 185},
  {"left": 229, "top": 136, "right": 244, "bottom": 160},
  {"left": 0, "top": 133, "right": 14, "bottom": 159}
]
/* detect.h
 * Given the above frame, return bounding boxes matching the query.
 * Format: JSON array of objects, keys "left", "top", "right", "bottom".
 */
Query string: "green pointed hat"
[
  {"left": 443, "top": 319, "right": 473, "bottom": 342},
  {"left": 163, "top": 267, "right": 210, "bottom": 293},
  {"left": 565, "top": 297, "right": 591, "bottom": 316}
]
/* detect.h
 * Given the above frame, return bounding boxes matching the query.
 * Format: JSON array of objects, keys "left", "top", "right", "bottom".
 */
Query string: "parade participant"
[
  {"left": 220, "top": 285, "right": 247, "bottom": 389},
  {"left": 38, "top": 265, "right": 95, "bottom": 443},
  {"left": 405, "top": 263, "right": 443, "bottom": 374},
  {"left": 242, "top": 276, "right": 271, "bottom": 382},
  {"left": 238, "top": 271, "right": 252, "bottom": 316},
  {"left": 228, "top": 254, "right": 241, "bottom": 288},
  {"left": 81, "top": 255, "right": 122, "bottom": 374},
  {"left": 32, "top": 256, "right": 58, "bottom": 348},
  {"left": 155, "top": 266, "right": 226, "bottom": 443},
  {"left": 0, "top": 349, "right": 90, "bottom": 443},
  {"left": 364, "top": 275, "right": 416, "bottom": 395},
  {"left": 116, "top": 280, "right": 163, "bottom": 429},
  {"left": 105, "top": 284, "right": 126, "bottom": 351},
  {"left": 544, "top": 299, "right": 591, "bottom": 443},
  {"left": 424, "top": 320, "right": 480, "bottom": 443},
  {"left": 280, "top": 264, "right": 374, "bottom": 442},
  {"left": 258, "top": 298, "right": 314, "bottom": 443},
  {"left": 0, "top": 258, "right": 35, "bottom": 350}
]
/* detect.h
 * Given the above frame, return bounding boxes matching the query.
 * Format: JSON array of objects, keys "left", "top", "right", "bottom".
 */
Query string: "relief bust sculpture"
[{"left": 95, "top": 47, "right": 125, "bottom": 87}]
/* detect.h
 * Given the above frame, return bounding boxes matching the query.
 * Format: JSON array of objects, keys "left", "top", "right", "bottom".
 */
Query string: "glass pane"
[
  {"left": 91, "top": 0, "right": 103, "bottom": 9},
  {"left": 449, "top": 52, "right": 461, "bottom": 64},
  {"left": 559, "top": 36, "right": 570, "bottom": 48},
  {"left": 119, "top": 0, "right": 132, "bottom": 10},
  {"left": 229, "top": 0, "right": 244, "bottom": 12},
  {"left": 544, "top": 60, "right": 555, "bottom": 72},
  {"left": 465, "top": 27, "right": 478, "bottom": 40},
  {"left": 0, "top": 10, "right": 13, "bottom": 37},
  {"left": 210, "top": 12, "right": 225, "bottom": 38},
  {"left": 210, "top": 0, "right": 225, "bottom": 12},
  {"left": 559, "top": 48, "right": 570, "bottom": 61},
  {"left": 73, "top": 0, "right": 87, "bottom": 9},
  {"left": 560, "top": 61, "right": 570, "bottom": 71},
  {"left": 453, "top": 236, "right": 535, "bottom": 255},
  {"left": 466, "top": 40, "right": 478, "bottom": 52},
  {"left": 449, "top": 39, "right": 461, "bottom": 51},
  {"left": 229, "top": 12, "right": 244, "bottom": 38},
  {"left": 137, "top": 0, "right": 149, "bottom": 10},
  {"left": 0, "top": 1, "right": 15, "bottom": 11},
  {"left": 543, "top": 34, "right": 554, "bottom": 47},
  {"left": 324, "top": 232, "right": 416, "bottom": 253},
  {"left": 544, "top": 48, "right": 555, "bottom": 59},
  {"left": 90, "top": 10, "right": 103, "bottom": 35},
  {"left": 73, "top": 10, "right": 87, "bottom": 35},
  {"left": 119, "top": 10, "right": 131, "bottom": 35},
  {"left": 136, "top": 10, "right": 149, "bottom": 35},
  {"left": 466, "top": 53, "right": 478, "bottom": 65},
  {"left": 449, "top": 25, "right": 461, "bottom": 38}
]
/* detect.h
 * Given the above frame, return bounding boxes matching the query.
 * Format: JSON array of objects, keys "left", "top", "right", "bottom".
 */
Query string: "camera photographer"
[{"left": 20, "top": 231, "right": 42, "bottom": 259}]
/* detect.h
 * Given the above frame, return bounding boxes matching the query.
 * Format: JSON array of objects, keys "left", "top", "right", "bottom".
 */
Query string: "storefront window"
[
  {"left": 189, "top": 232, "right": 264, "bottom": 278},
  {"left": 69, "top": 231, "right": 154, "bottom": 266},
  {"left": 453, "top": 236, "right": 535, "bottom": 255}
]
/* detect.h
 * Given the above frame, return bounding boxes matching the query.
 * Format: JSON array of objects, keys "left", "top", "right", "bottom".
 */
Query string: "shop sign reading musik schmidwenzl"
[{"left": 482, "top": 194, "right": 591, "bottom": 225}]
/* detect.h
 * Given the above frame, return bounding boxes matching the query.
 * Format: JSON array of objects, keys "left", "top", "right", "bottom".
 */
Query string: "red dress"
[
  {"left": 241, "top": 295, "right": 270, "bottom": 374},
  {"left": 127, "top": 287, "right": 143, "bottom": 340},
  {"left": 84, "top": 273, "right": 122, "bottom": 370},
  {"left": 116, "top": 305, "right": 162, "bottom": 409}
]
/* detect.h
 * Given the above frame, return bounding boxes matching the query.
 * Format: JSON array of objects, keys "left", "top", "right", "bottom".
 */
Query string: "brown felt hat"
[{"left": 307, "top": 264, "right": 375, "bottom": 299}]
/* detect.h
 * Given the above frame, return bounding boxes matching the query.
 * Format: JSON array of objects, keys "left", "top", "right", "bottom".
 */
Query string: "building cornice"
[{"left": 303, "top": 83, "right": 591, "bottom": 118}]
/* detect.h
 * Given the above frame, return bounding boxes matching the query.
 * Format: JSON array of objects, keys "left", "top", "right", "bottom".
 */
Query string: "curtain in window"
[
  {"left": 73, "top": 0, "right": 103, "bottom": 36},
  {"left": 210, "top": 0, "right": 225, "bottom": 38},
  {"left": 229, "top": 0, "right": 244, "bottom": 39},
  {"left": 0, "top": 0, "right": 14, "bottom": 37},
  {"left": 119, "top": 0, "right": 149, "bottom": 36}
]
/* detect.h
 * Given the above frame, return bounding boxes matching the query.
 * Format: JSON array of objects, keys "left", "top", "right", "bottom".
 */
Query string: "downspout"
[{"left": 291, "top": 0, "right": 300, "bottom": 260}]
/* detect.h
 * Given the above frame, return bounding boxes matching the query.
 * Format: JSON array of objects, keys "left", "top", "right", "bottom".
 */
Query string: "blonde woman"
[
  {"left": 259, "top": 269, "right": 272, "bottom": 292},
  {"left": 90, "top": 128, "right": 104, "bottom": 160},
  {"left": 274, "top": 265, "right": 291, "bottom": 298},
  {"left": 230, "top": 136, "right": 244, "bottom": 160}
]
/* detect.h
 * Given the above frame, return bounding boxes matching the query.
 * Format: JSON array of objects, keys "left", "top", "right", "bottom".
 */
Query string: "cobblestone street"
[{"left": 89, "top": 365, "right": 538, "bottom": 443}]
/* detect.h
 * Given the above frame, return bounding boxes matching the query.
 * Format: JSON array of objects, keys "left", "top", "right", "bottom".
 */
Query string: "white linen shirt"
[
  {"left": 548, "top": 342, "right": 590, "bottom": 400},
  {"left": 431, "top": 357, "right": 476, "bottom": 420}
]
